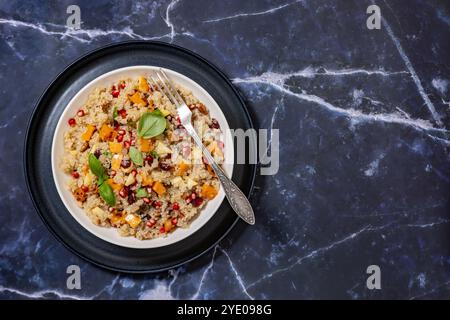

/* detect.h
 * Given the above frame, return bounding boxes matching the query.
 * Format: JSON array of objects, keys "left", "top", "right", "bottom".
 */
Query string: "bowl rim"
[{"left": 50, "top": 65, "right": 234, "bottom": 249}]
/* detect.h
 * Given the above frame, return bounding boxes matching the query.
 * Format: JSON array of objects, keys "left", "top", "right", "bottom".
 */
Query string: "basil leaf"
[
  {"left": 150, "top": 150, "right": 159, "bottom": 159},
  {"left": 89, "top": 153, "right": 106, "bottom": 178},
  {"left": 136, "top": 187, "right": 148, "bottom": 198},
  {"left": 98, "top": 182, "right": 116, "bottom": 206},
  {"left": 103, "top": 150, "right": 112, "bottom": 158},
  {"left": 129, "top": 146, "right": 143, "bottom": 166},
  {"left": 137, "top": 112, "right": 166, "bottom": 138},
  {"left": 97, "top": 175, "right": 105, "bottom": 186},
  {"left": 152, "top": 109, "right": 163, "bottom": 117},
  {"left": 113, "top": 106, "right": 118, "bottom": 119}
]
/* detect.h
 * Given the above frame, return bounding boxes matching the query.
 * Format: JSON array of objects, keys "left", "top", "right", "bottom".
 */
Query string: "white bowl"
[{"left": 51, "top": 66, "right": 234, "bottom": 249}]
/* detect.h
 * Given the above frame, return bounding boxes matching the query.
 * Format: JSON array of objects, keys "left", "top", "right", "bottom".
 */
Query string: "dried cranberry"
[
  {"left": 81, "top": 185, "right": 89, "bottom": 193},
  {"left": 172, "top": 202, "right": 180, "bottom": 211},
  {"left": 159, "top": 226, "right": 165, "bottom": 233},
  {"left": 113, "top": 120, "right": 120, "bottom": 129},
  {"left": 94, "top": 149, "right": 101, "bottom": 158},
  {"left": 210, "top": 118, "right": 220, "bottom": 129},
  {"left": 117, "top": 135, "right": 124, "bottom": 142},
  {"left": 128, "top": 191, "right": 136, "bottom": 204},
  {"left": 145, "top": 155, "right": 153, "bottom": 165},
  {"left": 119, "top": 83, "right": 126, "bottom": 89},
  {"left": 191, "top": 197, "right": 204, "bottom": 207},
  {"left": 121, "top": 159, "right": 131, "bottom": 168},
  {"left": 159, "top": 162, "right": 172, "bottom": 171},
  {"left": 124, "top": 141, "right": 131, "bottom": 149},
  {"left": 68, "top": 118, "right": 76, "bottom": 126},
  {"left": 71, "top": 171, "right": 80, "bottom": 179}
]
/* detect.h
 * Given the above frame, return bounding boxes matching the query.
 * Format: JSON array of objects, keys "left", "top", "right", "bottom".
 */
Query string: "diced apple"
[
  {"left": 125, "top": 214, "right": 141, "bottom": 228},
  {"left": 124, "top": 174, "right": 136, "bottom": 186},
  {"left": 155, "top": 141, "right": 172, "bottom": 155},
  {"left": 111, "top": 154, "right": 122, "bottom": 171}
]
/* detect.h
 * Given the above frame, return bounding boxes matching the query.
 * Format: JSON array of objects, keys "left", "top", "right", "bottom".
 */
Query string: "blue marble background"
[{"left": 0, "top": 0, "right": 449, "bottom": 299}]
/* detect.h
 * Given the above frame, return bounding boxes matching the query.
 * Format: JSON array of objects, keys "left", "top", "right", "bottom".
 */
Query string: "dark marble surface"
[{"left": 0, "top": 0, "right": 449, "bottom": 299}]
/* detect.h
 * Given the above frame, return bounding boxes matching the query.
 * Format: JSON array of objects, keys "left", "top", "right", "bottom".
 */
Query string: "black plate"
[{"left": 24, "top": 41, "right": 256, "bottom": 273}]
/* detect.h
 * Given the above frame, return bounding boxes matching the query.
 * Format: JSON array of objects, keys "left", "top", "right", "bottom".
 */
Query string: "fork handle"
[{"left": 184, "top": 124, "right": 255, "bottom": 225}]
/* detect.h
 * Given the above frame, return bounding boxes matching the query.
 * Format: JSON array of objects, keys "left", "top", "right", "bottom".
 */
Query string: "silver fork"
[{"left": 147, "top": 68, "right": 255, "bottom": 225}]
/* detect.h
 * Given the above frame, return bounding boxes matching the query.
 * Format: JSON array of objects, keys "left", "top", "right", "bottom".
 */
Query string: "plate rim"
[{"left": 23, "top": 40, "right": 256, "bottom": 273}]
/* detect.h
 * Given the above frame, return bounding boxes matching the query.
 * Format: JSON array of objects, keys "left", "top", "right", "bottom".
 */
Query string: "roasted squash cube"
[
  {"left": 81, "top": 124, "right": 96, "bottom": 142},
  {"left": 152, "top": 181, "right": 166, "bottom": 196}
]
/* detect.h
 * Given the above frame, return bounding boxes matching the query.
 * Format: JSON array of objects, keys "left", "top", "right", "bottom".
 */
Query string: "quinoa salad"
[{"left": 61, "top": 76, "right": 224, "bottom": 240}]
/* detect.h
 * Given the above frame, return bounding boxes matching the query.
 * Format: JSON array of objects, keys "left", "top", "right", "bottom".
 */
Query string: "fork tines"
[{"left": 148, "top": 69, "right": 186, "bottom": 107}]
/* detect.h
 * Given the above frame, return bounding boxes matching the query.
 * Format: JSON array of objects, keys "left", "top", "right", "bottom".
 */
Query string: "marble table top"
[{"left": 0, "top": 0, "right": 449, "bottom": 299}]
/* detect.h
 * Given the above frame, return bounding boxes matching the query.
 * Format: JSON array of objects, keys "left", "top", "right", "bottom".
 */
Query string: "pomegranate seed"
[
  {"left": 119, "top": 187, "right": 128, "bottom": 198},
  {"left": 146, "top": 219, "right": 156, "bottom": 227},
  {"left": 110, "top": 170, "right": 116, "bottom": 177},
  {"left": 143, "top": 197, "right": 151, "bottom": 204},
  {"left": 159, "top": 162, "right": 171, "bottom": 171},
  {"left": 77, "top": 110, "right": 85, "bottom": 117},
  {"left": 171, "top": 218, "right": 177, "bottom": 225},
  {"left": 118, "top": 109, "right": 127, "bottom": 118},
  {"left": 117, "top": 135, "right": 124, "bottom": 142},
  {"left": 118, "top": 129, "right": 126, "bottom": 135},
  {"left": 131, "top": 169, "right": 137, "bottom": 176},
  {"left": 112, "top": 90, "right": 120, "bottom": 98},
  {"left": 191, "top": 197, "right": 203, "bottom": 207},
  {"left": 81, "top": 185, "right": 89, "bottom": 192},
  {"left": 191, "top": 192, "right": 196, "bottom": 199},
  {"left": 160, "top": 226, "right": 165, "bottom": 233},
  {"left": 146, "top": 187, "right": 153, "bottom": 194},
  {"left": 120, "top": 83, "right": 126, "bottom": 89},
  {"left": 172, "top": 202, "right": 180, "bottom": 211},
  {"left": 71, "top": 171, "right": 80, "bottom": 179},
  {"left": 124, "top": 141, "right": 131, "bottom": 149},
  {"left": 68, "top": 118, "right": 76, "bottom": 126},
  {"left": 108, "top": 207, "right": 115, "bottom": 213},
  {"left": 121, "top": 159, "right": 131, "bottom": 168},
  {"left": 185, "top": 198, "right": 191, "bottom": 204},
  {"left": 152, "top": 201, "right": 162, "bottom": 208}
]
